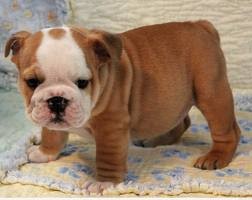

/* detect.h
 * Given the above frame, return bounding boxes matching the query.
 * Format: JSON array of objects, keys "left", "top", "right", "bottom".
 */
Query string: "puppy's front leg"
[
  {"left": 27, "top": 127, "right": 68, "bottom": 163},
  {"left": 82, "top": 121, "right": 129, "bottom": 194},
  {"left": 95, "top": 128, "right": 129, "bottom": 183},
  {"left": 87, "top": 114, "right": 129, "bottom": 192}
]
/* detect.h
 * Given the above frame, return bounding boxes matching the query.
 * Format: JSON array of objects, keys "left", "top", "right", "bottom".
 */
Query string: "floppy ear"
[
  {"left": 5, "top": 31, "right": 31, "bottom": 59},
  {"left": 88, "top": 30, "right": 122, "bottom": 65}
]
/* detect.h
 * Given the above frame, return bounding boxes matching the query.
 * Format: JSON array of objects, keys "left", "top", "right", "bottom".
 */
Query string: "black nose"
[{"left": 47, "top": 96, "right": 69, "bottom": 114}]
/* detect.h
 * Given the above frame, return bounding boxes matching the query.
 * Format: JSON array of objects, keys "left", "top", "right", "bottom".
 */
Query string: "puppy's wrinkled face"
[
  {"left": 8, "top": 27, "right": 93, "bottom": 130},
  {"left": 5, "top": 26, "right": 122, "bottom": 131},
  {"left": 28, "top": 27, "right": 92, "bottom": 130}
]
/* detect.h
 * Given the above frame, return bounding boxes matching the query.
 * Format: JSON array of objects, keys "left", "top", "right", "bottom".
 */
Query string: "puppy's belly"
[{"left": 130, "top": 100, "right": 193, "bottom": 140}]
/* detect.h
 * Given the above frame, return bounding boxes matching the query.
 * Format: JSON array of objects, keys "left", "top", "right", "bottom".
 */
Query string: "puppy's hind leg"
[
  {"left": 192, "top": 56, "right": 240, "bottom": 170},
  {"left": 134, "top": 115, "right": 190, "bottom": 147}
]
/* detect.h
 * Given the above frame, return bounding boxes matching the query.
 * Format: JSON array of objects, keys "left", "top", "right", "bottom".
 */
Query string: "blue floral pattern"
[
  {"left": 215, "top": 169, "right": 252, "bottom": 177},
  {"left": 161, "top": 149, "right": 190, "bottom": 159},
  {"left": 60, "top": 144, "right": 78, "bottom": 156},
  {"left": 124, "top": 171, "right": 139, "bottom": 183},
  {"left": 152, "top": 167, "right": 184, "bottom": 181},
  {"left": 60, "top": 144, "right": 89, "bottom": 156},
  {"left": 128, "top": 156, "right": 143, "bottom": 164},
  {"left": 190, "top": 123, "right": 209, "bottom": 133},
  {"left": 58, "top": 163, "right": 94, "bottom": 179},
  {"left": 238, "top": 119, "right": 252, "bottom": 132}
]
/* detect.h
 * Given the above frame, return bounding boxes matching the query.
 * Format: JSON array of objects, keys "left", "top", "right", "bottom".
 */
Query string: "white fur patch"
[
  {"left": 27, "top": 145, "right": 58, "bottom": 163},
  {"left": 37, "top": 27, "right": 91, "bottom": 81}
]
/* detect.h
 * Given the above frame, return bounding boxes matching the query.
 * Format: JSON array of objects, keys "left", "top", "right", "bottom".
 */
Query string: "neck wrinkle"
[{"left": 90, "top": 63, "right": 115, "bottom": 117}]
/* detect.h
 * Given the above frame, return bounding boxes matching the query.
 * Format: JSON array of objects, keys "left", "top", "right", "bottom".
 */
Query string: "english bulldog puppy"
[{"left": 5, "top": 20, "right": 240, "bottom": 194}]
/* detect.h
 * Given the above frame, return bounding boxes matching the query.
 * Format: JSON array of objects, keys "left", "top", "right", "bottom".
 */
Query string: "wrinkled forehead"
[{"left": 22, "top": 27, "right": 91, "bottom": 81}]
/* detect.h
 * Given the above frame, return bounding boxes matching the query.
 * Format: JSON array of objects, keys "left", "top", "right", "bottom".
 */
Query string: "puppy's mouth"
[
  {"left": 51, "top": 114, "right": 65, "bottom": 124},
  {"left": 47, "top": 113, "right": 71, "bottom": 130},
  {"left": 28, "top": 99, "right": 88, "bottom": 130}
]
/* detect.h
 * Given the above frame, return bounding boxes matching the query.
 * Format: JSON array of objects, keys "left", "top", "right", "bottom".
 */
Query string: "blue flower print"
[
  {"left": 168, "top": 167, "right": 184, "bottom": 181},
  {"left": 151, "top": 169, "right": 164, "bottom": 181},
  {"left": 215, "top": 168, "right": 252, "bottom": 177},
  {"left": 199, "top": 124, "right": 209, "bottom": 131},
  {"left": 161, "top": 149, "right": 190, "bottom": 159},
  {"left": 124, "top": 171, "right": 139, "bottom": 183},
  {"left": 239, "top": 135, "right": 252, "bottom": 144},
  {"left": 190, "top": 123, "right": 209, "bottom": 133},
  {"left": 58, "top": 163, "right": 94, "bottom": 179},
  {"left": 128, "top": 156, "right": 143, "bottom": 164},
  {"left": 60, "top": 144, "right": 78, "bottom": 156},
  {"left": 60, "top": 144, "right": 89, "bottom": 156},
  {"left": 68, "top": 170, "right": 81, "bottom": 179},
  {"left": 58, "top": 167, "right": 68, "bottom": 174},
  {"left": 238, "top": 119, "right": 252, "bottom": 132},
  {"left": 72, "top": 163, "right": 93, "bottom": 175},
  {"left": 58, "top": 166, "right": 80, "bottom": 179},
  {"left": 190, "top": 124, "right": 199, "bottom": 133},
  {"left": 152, "top": 167, "right": 184, "bottom": 181}
]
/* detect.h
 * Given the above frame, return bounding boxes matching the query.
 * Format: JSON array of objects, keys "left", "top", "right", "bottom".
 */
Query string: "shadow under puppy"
[{"left": 5, "top": 20, "right": 240, "bottom": 193}]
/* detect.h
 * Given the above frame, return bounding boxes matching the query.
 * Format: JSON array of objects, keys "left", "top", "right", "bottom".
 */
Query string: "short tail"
[{"left": 196, "top": 20, "right": 220, "bottom": 44}]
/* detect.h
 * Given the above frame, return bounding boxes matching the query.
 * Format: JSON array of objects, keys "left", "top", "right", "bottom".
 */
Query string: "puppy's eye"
[
  {"left": 25, "top": 78, "right": 40, "bottom": 89},
  {"left": 76, "top": 79, "right": 89, "bottom": 89}
]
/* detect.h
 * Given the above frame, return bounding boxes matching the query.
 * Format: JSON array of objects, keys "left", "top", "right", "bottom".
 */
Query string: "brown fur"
[
  {"left": 48, "top": 28, "right": 66, "bottom": 39},
  {"left": 135, "top": 115, "right": 191, "bottom": 147},
  {"left": 40, "top": 128, "right": 68, "bottom": 155},
  {"left": 5, "top": 20, "right": 241, "bottom": 183},
  {"left": 5, "top": 31, "right": 43, "bottom": 106}
]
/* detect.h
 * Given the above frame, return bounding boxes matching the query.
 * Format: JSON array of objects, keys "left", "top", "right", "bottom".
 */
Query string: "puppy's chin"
[
  {"left": 44, "top": 121, "right": 73, "bottom": 131},
  {"left": 29, "top": 117, "right": 86, "bottom": 131},
  {"left": 45, "top": 117, "right": 87, "bottom": 131},
  {"left": 26, "top": 108, "right": 88, "bottom": 131}
]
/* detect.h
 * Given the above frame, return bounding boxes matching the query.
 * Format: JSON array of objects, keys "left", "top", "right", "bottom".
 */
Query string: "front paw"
[
  {"left": 27, "top": 145, "right": 58, "bottom": 163},
  {"left": 194, "top": 151, "right": 231, "bottom": 170},
  {"left": 81, "top": 181, "right": 115, "bottom": 195}
]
